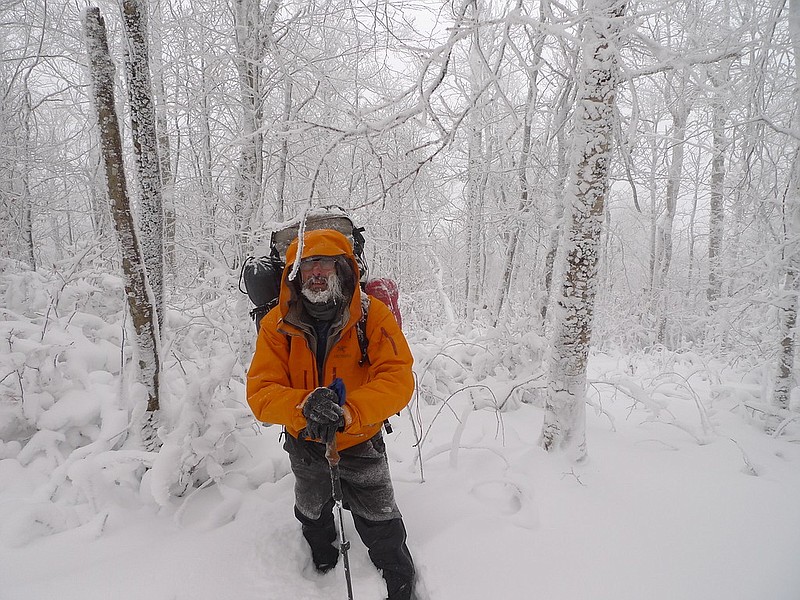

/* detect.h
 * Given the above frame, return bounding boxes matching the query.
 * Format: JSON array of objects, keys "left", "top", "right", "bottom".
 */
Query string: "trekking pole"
[{"left": 326, "top": 439, "right": 354, "bottom": 600}]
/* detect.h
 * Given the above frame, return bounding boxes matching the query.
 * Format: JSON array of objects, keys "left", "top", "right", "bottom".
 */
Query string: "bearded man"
[{"left": 247, "top": 229, "right": 416, "bottom": 600}]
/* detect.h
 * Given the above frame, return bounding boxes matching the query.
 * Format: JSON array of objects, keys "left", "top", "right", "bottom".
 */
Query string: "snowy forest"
[{"left": 1, "top": 0, "right": 799, "bottom": 599}]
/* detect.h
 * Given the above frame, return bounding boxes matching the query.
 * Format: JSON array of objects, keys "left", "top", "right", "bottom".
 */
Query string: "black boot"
[
  {"left": 295, "top": 501, "right": 339, "bottom": 573},
  {"left": 384, "top": 569, "right": 415, "bottom": 600},
  {"left": 353, "top": 515, "right": 415, "bottom": 599}
]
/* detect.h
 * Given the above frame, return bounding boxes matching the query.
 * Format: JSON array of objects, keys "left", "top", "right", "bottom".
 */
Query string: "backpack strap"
[
  {"left": 283, "top": 295, "right": 371, "bottom": 366},
  {"left": 356, "top": 294, "right": 371, "bottom": 367}
]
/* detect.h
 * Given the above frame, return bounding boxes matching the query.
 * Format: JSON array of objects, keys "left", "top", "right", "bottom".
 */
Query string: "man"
[{"left": 247, "top": 228, "right": 416, "bottom": 600}]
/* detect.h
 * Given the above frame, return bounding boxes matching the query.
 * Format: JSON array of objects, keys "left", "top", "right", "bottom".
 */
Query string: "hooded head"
[{"left": 279, "top": 229, "right": 361, "bottom": 324}]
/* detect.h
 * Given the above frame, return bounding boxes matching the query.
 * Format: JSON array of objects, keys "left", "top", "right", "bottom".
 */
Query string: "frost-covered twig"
[
  {"left": 649, "top": 371, "right": 713, "bottom": 434},
  {"left": 560, "top": 468, "right": 586, "bottom": 486},
  {"left": 417, "top": 383, "right": 496, "bottom": 449},
  {"left": 421, "top": 443, "right": 510, "bottom": 469},
  {"left": 772, "top": 414, "right": 800, "bottom": 438},
  {"left": 586, "top": 381, "right": 616, "bottom": 431},
  {"left": 590, "top": 376, "right": 714, "bottom": 444},
  {"left": 497, "top": 370, "right": 547, "bottom": 411},
  {"left": 728, "top": 437, "right": 759, "bottom": 476},
  {"left": 408, "top": 375, "right": 425, "bottom": 483}
]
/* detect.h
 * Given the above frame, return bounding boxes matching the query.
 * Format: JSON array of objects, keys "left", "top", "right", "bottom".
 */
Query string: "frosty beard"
[{"left": 301, "top": 270, "right": 344, "bottom": 304}]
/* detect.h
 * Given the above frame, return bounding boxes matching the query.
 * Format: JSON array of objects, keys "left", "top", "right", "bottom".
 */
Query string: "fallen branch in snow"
[
  {"left": 728, "top": 437, "right": 759, "bottom": 476},
  {"left": 417, "top": 383, "right": 497, "bottom": 450},
  {"left": 772, "top": 414, "right": 800, "bottom": 438},
  {"left": 649, "top": 371, "right": 715, "bottom": 437},
  {"left": 560, "top": 468, "right": 586, "bottom": 487},
  {"left": 408, "top": 375, "right": 425, "bottom": 483},
  {"left": 588, "top": 376, "right": 712, "bottom": 445},
  {"left": 419, "top": 443, "right": 511, "bottom": 469}
]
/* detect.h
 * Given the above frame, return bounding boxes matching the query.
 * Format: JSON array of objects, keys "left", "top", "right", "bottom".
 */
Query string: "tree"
[
  {"left": 707, "top": 55, "right": 731, "bottom": 307},
  {"left": 122, "top": 0, "right": 165, "bottom": 329},
  {"left": 773, "top": 0, "right": 800, "bottom": 416},
  {"left": 232, "top": 0, "right": 271, "bottom": 262},
  {"left": 541, "top": 0, "right": 627, "bottom": 460},
  {"left": 83, "top": 7, "right": 161, "bottom": 449}
]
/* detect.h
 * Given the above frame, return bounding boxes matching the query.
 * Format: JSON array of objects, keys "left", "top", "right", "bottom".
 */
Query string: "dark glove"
[{"left": 302, "top": 387, "right": 344, "bottom": 443}]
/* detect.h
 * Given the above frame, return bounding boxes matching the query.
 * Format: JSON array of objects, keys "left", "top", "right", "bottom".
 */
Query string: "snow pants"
[{"left": 284, "top": 432, "right": 415, "bottom": 599}]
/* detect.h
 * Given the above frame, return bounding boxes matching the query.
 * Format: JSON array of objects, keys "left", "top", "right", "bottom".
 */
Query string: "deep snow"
[
  {"left": 2, "top": 351, "right": 799, "bottom": 600},
  {"left": 1, "top": 262, "right": 799, "bottom": 599}
]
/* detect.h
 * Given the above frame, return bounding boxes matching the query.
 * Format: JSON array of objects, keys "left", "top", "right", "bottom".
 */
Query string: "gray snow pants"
[{"left": 284, "top": 432, "right": 415, "bottom": 598}]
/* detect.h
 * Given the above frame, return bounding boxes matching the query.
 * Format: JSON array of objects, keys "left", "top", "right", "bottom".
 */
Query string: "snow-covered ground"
[{"left": 1, "top": 264, "right": 799, "bottom": 599}]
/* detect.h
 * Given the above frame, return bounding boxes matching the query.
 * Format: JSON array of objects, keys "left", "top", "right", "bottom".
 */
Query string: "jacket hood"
[
  {"left": 285, "top": 228, "right": 357, "bottom": 265},
  {"left": 278, "top": 229, "right": 362, "bottom": 330}
]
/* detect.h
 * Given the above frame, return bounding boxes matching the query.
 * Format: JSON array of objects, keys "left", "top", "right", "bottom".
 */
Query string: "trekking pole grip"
[{"left": 325, "top": 439, "right": 340, "bottom": 467}]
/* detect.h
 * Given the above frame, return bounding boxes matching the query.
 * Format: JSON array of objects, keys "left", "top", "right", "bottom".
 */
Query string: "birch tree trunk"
[
  {"left": 150, "top": 0, "right": 176, "bottom": 279},
  {"left": 654, "top": 71, "right": 690, "bottom": 345},
  {"left": 21, "top": 89, "right": 35, "bottom": 270},
  {"left": 276, "top": 78, "right": 292, "bottom": 222},
  {"left": 464, "top": 0, "right": 487, "bottom": 322},
  {"left": 541, "top": 0, "right": 626, "bottom": 460},
  {"left": 122, "top": 0, "right": 164, "bottom": 331},
  {"left": 774, "top": 0, "right": 800, "bottom": 415},
  {"left": 233, "top": 0, "right": 266, "bottom": 262},
  {"left": 707, "top": 59, "right": 731, "bottom": 307},
  {"left": 83, "top": 7, "right": 161, "bottom": 448},
  {"left": 198, "top": 55, "right": 216, "bottom": 281}
]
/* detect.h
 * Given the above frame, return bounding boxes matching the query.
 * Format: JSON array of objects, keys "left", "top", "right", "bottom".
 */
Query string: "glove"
[{"left": 302, "top": 387, "right": 344, "bottom": 443}]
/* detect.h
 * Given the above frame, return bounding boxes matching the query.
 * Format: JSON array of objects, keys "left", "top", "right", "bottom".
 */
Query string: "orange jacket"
[{"left": 246, "top": 229, "right": 415, "bottom": 450}]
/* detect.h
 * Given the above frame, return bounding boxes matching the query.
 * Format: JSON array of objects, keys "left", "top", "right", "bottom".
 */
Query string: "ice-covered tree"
[
  {"left": 774, "top": 0, "right": 800, "bottom": 416},
  {"left": 122, "top": 0, "right": 165, "bottom": 329},
  {"left": 541, "top": 0, "right": 627, "bottom": 460},
  {"left": 83, "top": 7, "right": 161, "bottom": 448}
]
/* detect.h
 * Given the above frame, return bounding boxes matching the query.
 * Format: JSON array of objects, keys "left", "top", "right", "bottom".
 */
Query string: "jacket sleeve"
[
  {"left": 344, "top": 299, "right": 415, "bottom": 431},
  {"left": 246, "top": 312, "right": 309, "bottom": 432}
]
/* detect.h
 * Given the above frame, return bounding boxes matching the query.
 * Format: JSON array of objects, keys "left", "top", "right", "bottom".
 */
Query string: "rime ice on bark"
[
  {"left": 232, "top": 0, "right": 267, "bottom": 262},
  {"left": 773, "top": 0, "right": 800, "bottom": 416},
  {"left": 122, "top": 0, "right": 165, "bottom": 332},
  {"left": 541, "top": 0, "right": 627, "bottom": 460},
  {"left": 83, "top": 8, "right": 161, "bottom": 447}
]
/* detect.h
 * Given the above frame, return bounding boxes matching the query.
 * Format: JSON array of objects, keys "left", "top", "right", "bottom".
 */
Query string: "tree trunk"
[
  {"left": 276, "top": 78, "right": 292, "bottom": 222},
  {"left": 655, "top": 72, "right": 690, "bottom": 345},
  {"left": 150, "top": 0, "right": 176, "bottom": 280},
  {"left": 426, "top": 246, "right": 457, "bottom": 326},
  {"left": 707, "top": 63, "right": 730, "bottom": 306},
  {"left": 465, "top": 115, "right": 484, "bottom": 322},
  {"left": 463, "top": 0, "right": 487, "bottom": 322},
  {"left": 122, "top": 0, "right": 164, "bottom": 331},
  {"left": 233, "top": 0, "right": 265, "bottom": 263},
  {"left": 773, "top": 0, "right": 800, "bottom": 415},
  {"left": 21, "top": 89, "right": 35, "bottom": 270},
  {"left": 541, "top": 0, "right": 627, "bottom": 460},
  {"left": 646, "top": 121, "right": 660, "bottom": 297},
  {"left": 83, "top": 7, "right": 161, "bottom": 447},
  {"left": 198, "top": 55, "right": 216, "bottom": 280}
]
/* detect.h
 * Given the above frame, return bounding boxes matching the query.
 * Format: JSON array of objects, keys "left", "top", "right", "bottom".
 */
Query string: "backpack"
[{"left": 239, "top": 207, "right": 402, "bottom": 333}]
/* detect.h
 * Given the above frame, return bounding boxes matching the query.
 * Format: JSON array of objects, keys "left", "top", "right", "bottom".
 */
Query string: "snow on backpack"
[{"left": 239, "top": 207, "right": 403, "bottom": 334}]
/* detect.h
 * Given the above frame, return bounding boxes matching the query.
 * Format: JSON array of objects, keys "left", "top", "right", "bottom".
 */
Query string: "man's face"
[{"left": 300, "top": 256, "right": 340, "bottom": 303}]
